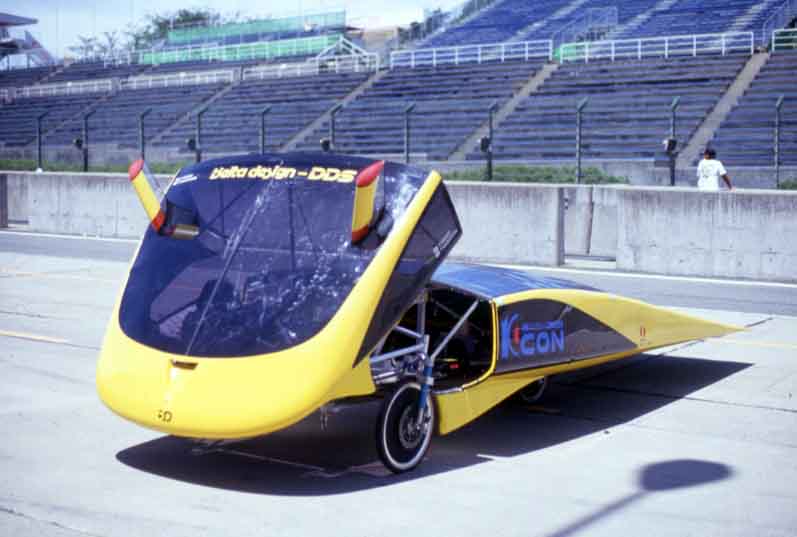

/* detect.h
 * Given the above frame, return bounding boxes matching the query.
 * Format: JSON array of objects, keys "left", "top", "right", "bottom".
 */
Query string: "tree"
[{"left": 68, "top": 35, "right": 99, "bottom": 59}]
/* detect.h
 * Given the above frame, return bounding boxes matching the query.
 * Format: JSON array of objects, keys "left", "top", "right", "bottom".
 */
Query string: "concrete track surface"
[{"left": 1, "top": 232, "right": 796, "bottom": 537}]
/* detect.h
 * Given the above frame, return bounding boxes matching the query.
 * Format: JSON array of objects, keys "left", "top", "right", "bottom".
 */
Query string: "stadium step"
[
  {"left": 280, "top": 68, "right": 387, "bottom": 152},
  {"left": 677, "top": 51, "right": 770, "bottom": 169},
  {"left": 449, "top": 61, "right": 559, "bottom": 160}
]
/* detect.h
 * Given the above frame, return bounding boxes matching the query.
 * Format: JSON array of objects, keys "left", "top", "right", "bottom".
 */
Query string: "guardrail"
[
  {"left": 390, "top": 40, "right": 553, "bottom": 68},
  {"left": 122, "top": 69, "right": 235, "bottom": 90},
  {"left": 243, "top": 54, "right": 379, "bottom": 80},
  {"left": 559, "top": 32, "right": 755, "bottom": 62},
  {"left": 772, "top": 28, "right": 797, "bottom": 51},
  {"left": 16, "top": 79, "right": 114, "bottom": 98}
]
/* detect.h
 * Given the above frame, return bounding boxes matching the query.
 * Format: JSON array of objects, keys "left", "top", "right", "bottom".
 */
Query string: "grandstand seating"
[
  {"left": 0, "top": 65, "right": 54, "bottom": 88},
  {"left": 618, "top": 0, "right": 763, "bottom": 39},
  {"left": 709, "top": 51, "right": 797, "bottom": 166},
  {"left": 425, "top": 0, "right": 571, "bottom": 47},
  {"left": 42, "top": 83, "right": 227, "bottom": 148},
  {"left": 296, "top": 60, "right": 540, "bottom": 159},
  {"left": 472, "top": 54, "right": 748, "bottom": 161},
  {"left": 519, "top": 0, "right": 659, "bottom": 42},
  {"left": 155, "top": 71, "right": 370, "bottom": 154},
  {"left": 0, "top": 92, "right": 104, "bottom": 146},
  {"left": 47, "top": 61, "right": 148, "bottom": 83}
]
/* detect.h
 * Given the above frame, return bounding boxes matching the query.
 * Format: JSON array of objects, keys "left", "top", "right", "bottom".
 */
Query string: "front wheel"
[
  {"left": 376, "top": 382, "right": 434, "bottom": 473},
  {"left": 518, "top": 376, "right": 548, "bottom": 404}
]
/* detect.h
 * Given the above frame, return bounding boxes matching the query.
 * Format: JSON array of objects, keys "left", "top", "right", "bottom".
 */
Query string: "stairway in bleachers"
[
  {"left": 708, "top": 51, "right": 797, "bottom": 167},
  {"left": 294, "top": 60, "right": 543, "bottom": 160}
]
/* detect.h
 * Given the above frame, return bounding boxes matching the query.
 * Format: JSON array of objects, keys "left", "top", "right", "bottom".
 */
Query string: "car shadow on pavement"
[{"left": 116, "top": 353, "right": 750, "bottom": 495}]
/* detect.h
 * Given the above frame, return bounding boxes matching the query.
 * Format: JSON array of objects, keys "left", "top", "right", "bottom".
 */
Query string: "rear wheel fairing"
[{"left": 97, "top": 156, "right": 444, "bottom": 439}]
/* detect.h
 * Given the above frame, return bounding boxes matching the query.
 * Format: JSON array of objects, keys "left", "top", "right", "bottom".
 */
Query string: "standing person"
[{"left": 697, "top": 147, "right": 733, "bottom": 190}]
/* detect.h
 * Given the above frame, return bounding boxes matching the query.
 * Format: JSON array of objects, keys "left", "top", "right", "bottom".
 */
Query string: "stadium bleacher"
[
  {"left": 42, "top": 83, "right": 228, "bottom": 148},
  {"left": 474, "top": 54, "right": 748, "bottom": 161},
  {"left": 295, "top": 60, "right": 541, "bottom": 159},
  {"left": 709, "top": 50, "right": 797, "bottom": 166},
  {"left": 617, "top": 0, "right": 764, "bottom": 39},
  {"left": 0, "top": 65, "right": 54, "bottom": 88},
  {"left": 46, "top": 61, "right": 148, "bottom": 83},
  {"left": 0, "top": 92, "right": 105, "bottom": 146},
  {"left": 425, "top": 0, "right": 571, "bottom": 47},
  {"left": 154, "top": 71, "right": 371, "bottom": 154},
  {"left": 0, "top": 2, "right": 793, "bottom": 174}
]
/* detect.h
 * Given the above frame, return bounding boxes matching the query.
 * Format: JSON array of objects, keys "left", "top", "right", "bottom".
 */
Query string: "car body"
[{"left": 97, "top": 153, "right": 740, "bottom": 472}]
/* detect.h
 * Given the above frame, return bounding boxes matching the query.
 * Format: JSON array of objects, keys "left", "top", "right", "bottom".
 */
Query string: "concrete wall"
[
  {"left": 446, "top": 181, "right": 564, "bottom": 266},
  {"left": 11, "top": 171, "right": 148, "bottom": 237},
  {"left": 5, "top": 171, "right": 797, "bottom": 282},
  {"left": 616, "top": 187, "right": 797, "bottom": 282},
  {"left": 563, "top": 185, "right": 619, "bottom": 258}
]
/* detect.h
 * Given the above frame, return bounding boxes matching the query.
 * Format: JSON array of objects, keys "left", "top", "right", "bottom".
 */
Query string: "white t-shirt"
[{"left": 696, "top": 158, "right": 727, "bottom": 190}]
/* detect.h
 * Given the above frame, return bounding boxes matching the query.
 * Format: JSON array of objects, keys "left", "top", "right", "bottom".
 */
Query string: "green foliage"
[
  {"left": 444, "top": 165, "right": 628, "bottom": 184},
  {"left": 778, "top": 179, "right": 797, "bottom": 190},
  {"left": 130, "top": 8, "right": 222, "bottom": 50},
  {"left": 0, "top": 159, "right": 189, "bottom": 175}
]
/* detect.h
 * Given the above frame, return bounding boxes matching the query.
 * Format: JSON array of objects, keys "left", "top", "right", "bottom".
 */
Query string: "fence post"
[
  {"left": 693, "top": 35, "right": 697, "bottom": 56},
  {"left": 195, "top": 107, "right": 208, "bottom": 163},
  {"left": 0, "top": 173, "right": 7, "bottom": 228},
  {"left": 637, "top": 39, "right": 642, "bottom": 60},
  {"left": 36, "top": 111, "right": 48, "bottom": 170},
  {"left": 721, "top": 34, "right": 726, "bottom": 55},
  {"left": 260, "top": 106, "right": 272, "bottom": 154},
  {"left": 669, "top": 97, "right": 681, "bottom": 186},
  {"left": 486, "top": 101, "right": 498, "bottom": 181},
  {"left": 404, "top": 102, "right": 416, "bottom": 164},
  {"left": 611, "top": 41, "right": 615, "bottom": 62},
  {"left": 82, "top": 110, "right": 96, "bottom": 172},
  {"left": 329, "top": 103, "right": 343, "bottom": 150},
  {"left": 775, "top": 95, "right": 784, "bottom": 188},
  {"left": 576, "top": 97, "right": 588, "bottom": 184},
  {"left": 139, "top": 108, "right": 152, "bottom": 161}
]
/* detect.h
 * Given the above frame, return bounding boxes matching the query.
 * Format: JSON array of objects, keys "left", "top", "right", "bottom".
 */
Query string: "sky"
[{"left": 1, "top": 0, "right": 462, "bottom": 59}]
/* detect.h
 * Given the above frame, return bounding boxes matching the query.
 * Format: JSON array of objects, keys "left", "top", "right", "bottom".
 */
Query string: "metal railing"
[
  {"left": 552, "top": 7, "right": 618, "bottom": 46},
  {"left": 243, "top": 54, "right": 379, "bottom": 81},
  {"left": 16, "top": 79, "right": 113, "bottom": 98},
  {"left": 390, "top": 39, "right": 554, "bottom": 68},
  {"left": 559, "top": 32, "right": 755, "bottom": 62},
  {"left": 772, "top": 28, "right": 797, "bottom": 51},
  {"left": 763, "top": 0, "right": 797, "bottom": 46},
  {"left": 122, "top": 70, "right": 235, "bottom": 90}
]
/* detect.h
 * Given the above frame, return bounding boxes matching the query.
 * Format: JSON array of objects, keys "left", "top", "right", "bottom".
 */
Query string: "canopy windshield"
[{"left": 119, "top": 153, "right": 428, "bottom": 358}]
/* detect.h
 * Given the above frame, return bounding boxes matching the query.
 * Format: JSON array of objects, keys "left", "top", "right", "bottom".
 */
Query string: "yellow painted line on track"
[
  {"left": 0, "top": 329, "right": 71, "bottom": 345},
  {"left": 714, "top": 338, "right": 797, "bottom": 351}
]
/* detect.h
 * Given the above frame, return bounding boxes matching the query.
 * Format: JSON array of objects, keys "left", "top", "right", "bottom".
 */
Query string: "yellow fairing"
[
  {"left": 351, "top": 180, "right": 377, "bottom": 238},
  {"left": 97, "top": 171, "right": 443, "bottom": 440},
  {"left": 130, "top": 168, "right": 162, "bottom": 226},
  {"left": 435, "top": 288, "right": 741, "bottom": 435}
]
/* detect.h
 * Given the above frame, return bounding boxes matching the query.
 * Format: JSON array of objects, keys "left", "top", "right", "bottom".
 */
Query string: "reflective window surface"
[{"left": 119, "top": 154, "right": 427, "bottom": 357}]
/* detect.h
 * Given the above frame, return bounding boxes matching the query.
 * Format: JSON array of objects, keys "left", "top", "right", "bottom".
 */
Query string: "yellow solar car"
[{"left": 97, "top": 153, "right": 739, "bottom": 473}]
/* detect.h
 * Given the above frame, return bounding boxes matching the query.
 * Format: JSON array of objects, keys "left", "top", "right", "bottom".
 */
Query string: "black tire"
[
  {"left": 518, "top": 377, "right": 548, "bottom": 404},
  {"left": 376, "top": 382, "right": 434, "bottom": 473}
]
